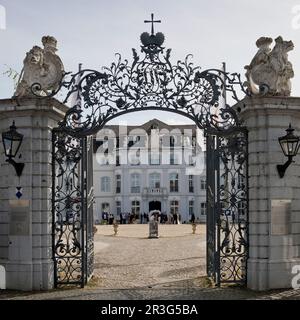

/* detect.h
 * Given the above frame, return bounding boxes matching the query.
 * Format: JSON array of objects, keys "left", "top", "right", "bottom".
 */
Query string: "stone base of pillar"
[
  {"left": 248, "top": 258, "right": 300, "bottom": 291},
  {"left": 0, "top": 98, "right": 68, "bottom": 291},
  {"left": 238, "top": 96, "right": 300, "bottom": 291}
]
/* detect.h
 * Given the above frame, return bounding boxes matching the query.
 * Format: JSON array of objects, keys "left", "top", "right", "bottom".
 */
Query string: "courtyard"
[
  {"left": 93, "top": 224, "right": 207, "bottom": 290},
  {"left": 1, "top": 224, "right": 300, "bottom": 300}
]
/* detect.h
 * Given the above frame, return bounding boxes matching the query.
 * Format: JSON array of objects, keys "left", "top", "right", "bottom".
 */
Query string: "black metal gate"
[
  {"left": 34, "top": 15, "right": 252, "bottom": 287},
  {"left": 52, "top": 130, "right": 94, "bottom": 287},
  {"left": 206, "top": 128, "right": 248, "bottom": 285}
]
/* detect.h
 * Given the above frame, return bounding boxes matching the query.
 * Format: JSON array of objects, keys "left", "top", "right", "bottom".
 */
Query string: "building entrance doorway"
[{"left": 149, "top": 201, "right": 161, "bottom": 212}]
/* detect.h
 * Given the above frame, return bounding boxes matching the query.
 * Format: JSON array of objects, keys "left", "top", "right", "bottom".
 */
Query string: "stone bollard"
[
  {"left": 113, "top": 221, "right": 119, "bottom": 236},
  {"left": 192, "top": 223, "right": 197, "bottom": 234}
]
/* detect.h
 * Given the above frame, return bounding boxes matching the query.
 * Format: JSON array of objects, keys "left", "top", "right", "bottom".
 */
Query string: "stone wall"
[
  {"left": 0, "top": 98, "right": 67, "bottom": 290},
  {"left": 239, "top": 96, "right": 300, "bottom": 291}
]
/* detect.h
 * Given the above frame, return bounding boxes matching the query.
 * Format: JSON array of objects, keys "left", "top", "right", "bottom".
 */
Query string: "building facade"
[{"left": 93, "top": 119, "right": 207, "bottom": 223}]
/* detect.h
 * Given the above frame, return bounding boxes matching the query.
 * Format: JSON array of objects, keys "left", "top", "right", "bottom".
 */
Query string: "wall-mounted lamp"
[
  {"left": 2, "top": 121, "right": 25, "bottom": 177},
  {"left": 277, "top": 124, "right": 300, "bottom": 178}
]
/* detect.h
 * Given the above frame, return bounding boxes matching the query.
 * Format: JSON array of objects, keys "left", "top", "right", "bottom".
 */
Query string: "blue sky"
[{"left": 0, "top": 0, "right": 300, "bottom": 124}]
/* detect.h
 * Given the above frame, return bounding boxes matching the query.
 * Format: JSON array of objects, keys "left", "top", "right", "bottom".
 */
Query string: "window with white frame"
[
  {"left": 170, "top": 173, "right": 179, "bottom": 192},
  {"left": 149, "top": 173, "right": 161, "bottom": 188},
  {"left": 131, "top": 200, "right": 140, "bottom": 216},
  {"left": 101, "top": 202, "right": 110, "bottom": 213},
  {"left": 101, "top": 176, "right": 111, "bottom": 192},
  {"left": 189, "top": 175, "right": 194, "bottom": 192},
  {"left": 200, "top": 202, "right": 207, "bottom": 215},
  {"left": 116, "top": 201, "right": 121, "bottom": 216},
  {"left": 116, "top": 174, "right": 121, "bottom": 193},
  {"left": 189, "top": 200, "right": 194, "bottom": 215},
  {"left": 131, "top": 173, "right": 141, "bottom": 193},
  {"left": 200, "top": 179, "right": 206, "bottom": 190},
  {"left": 170, "top": 200, "right": 179, "bottom": 215}
]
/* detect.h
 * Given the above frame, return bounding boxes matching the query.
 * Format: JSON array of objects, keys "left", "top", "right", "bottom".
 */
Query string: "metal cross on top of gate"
[{"left": 144, "top": 13, "right": 161, "bottom": 35}]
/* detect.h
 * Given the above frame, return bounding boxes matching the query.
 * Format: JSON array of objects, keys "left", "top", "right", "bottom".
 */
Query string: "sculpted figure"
[
  {"left": 13, "top": 36, "right": 64, "bottom": 98},
  {"left": 244, "top": 36, "right": 294, "bottom": 96}
]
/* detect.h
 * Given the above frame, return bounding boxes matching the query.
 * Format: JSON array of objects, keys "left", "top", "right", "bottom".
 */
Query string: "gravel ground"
[
  {"left": 1, "top": 224, "right": 300, "bottom": 300},
  {"left": 93, "top": 224, "right": 207, "bottom": 290}
]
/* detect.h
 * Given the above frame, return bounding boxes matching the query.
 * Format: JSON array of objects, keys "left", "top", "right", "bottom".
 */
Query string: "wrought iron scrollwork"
[
  {"left": 52, "top": 130, "right": 95, "bottom": 287},
  {"left": 52, "top": 131, "right": 84, "bottom": 285},
  {"left": 32, "top": 18, "right": 248, "bottom": 136},
  {"left": 206, "top": 128, "right": 248, "bottom": 285},
  {"left": 218, "top": 129, "right": 248, "bottom": 283},
  {"left": 50, "top": 16, "right": 249, "bottom": 287},
  {"left": 57, "top": 55, "right": 248, "bottom": 136}
]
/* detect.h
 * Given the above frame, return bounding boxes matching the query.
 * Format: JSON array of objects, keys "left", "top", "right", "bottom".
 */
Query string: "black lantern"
[
  {"left": 2, "top": 121, "right": 25, "bottom": 177},
  {"left": 277, "top": 124, "right": 300, "bottom": 178}
]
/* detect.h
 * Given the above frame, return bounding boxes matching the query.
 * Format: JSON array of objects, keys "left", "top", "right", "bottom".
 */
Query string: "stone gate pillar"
[
  {"left": 239, "top": 96, "right": 300, "bottom": 291},
  {"left": 0, "top": 97, "right": 68, "bottom": 290}
]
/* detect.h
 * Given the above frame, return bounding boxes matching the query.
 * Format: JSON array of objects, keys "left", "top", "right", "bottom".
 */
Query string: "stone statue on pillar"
[
  {"left": 244, "top": 36, "right": 294, "bottom": 96},
  {"left": 13, "top": 36, "right": 64, "bottom": 99}
]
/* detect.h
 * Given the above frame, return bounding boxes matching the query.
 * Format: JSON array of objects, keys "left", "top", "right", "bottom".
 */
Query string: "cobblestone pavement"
[{"left": 1, "top": 224, "right": 300, "bottom": 300}]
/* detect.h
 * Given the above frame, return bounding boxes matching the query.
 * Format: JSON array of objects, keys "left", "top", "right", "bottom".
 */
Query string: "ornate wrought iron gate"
[
  {"left": 206, "top": 128, "right": 248, "bottom": 285},
  {"left": 52, "top": 130, "right": 94, "bottom": 287},
  {"left": 37, "top": 14, "right": 251, "bottom": 287}
]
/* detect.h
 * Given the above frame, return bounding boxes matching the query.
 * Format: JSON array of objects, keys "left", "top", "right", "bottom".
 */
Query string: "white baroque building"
[{"left": 93, "top": 119, "right": 207, "bottom": 223}]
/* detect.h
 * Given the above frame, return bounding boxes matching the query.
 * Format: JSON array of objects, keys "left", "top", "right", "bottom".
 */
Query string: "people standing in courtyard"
[
  {"left": 102, "top": 211, "right": 108, "bottom": 224},
  {"left": 173, "top": 212, "right": 178, "bottom": 224},
  {"left": 129, "top": 212, "right": 133, "bottom": 223},
  {"left": 121, "top": 212, "right": 126, "bottom": 224},
  {"left": 191, "top": 213, "right": 195, "bottom": 224},
  {"left": 108, "top": 213, "right": 114, "bottom": 225}
]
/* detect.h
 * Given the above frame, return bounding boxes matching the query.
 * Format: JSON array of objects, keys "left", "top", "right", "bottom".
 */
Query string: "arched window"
[
  {"left": 101, "top": 176, "right": 111, "bottom": 192},
  {"left": 169, "top": 173, "right": 179, "bottom": 192}
]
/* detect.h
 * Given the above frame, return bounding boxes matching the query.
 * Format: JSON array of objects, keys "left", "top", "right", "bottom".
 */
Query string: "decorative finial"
[{"left": 144, "top": 13, "right": 161, "bottom": 36}]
